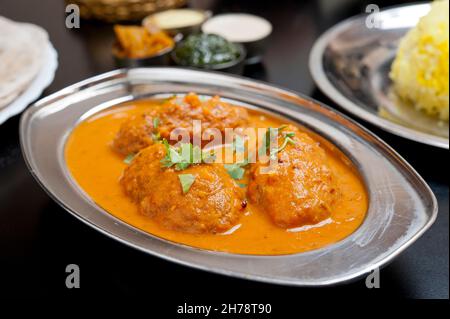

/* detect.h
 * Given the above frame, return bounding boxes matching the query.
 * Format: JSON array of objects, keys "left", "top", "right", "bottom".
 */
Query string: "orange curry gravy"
[{"left": 65, "top": 99, "right": 367, "bottom": 255}]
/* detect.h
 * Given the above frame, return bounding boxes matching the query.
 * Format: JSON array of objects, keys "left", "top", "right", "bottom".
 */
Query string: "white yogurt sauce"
[
  {"left": 202, "top": 14, "right": 272, "bottom": 42},
  {"left": 149, "top": 9, "right": 206, "bottom": 29}
]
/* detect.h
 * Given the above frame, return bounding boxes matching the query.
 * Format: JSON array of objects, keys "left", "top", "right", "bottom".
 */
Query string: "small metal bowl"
[
  {"left": 171, "top": 42, "right": 247, "bottom": 75},
  {"left": 143, "top": 9, "right": 211, "bottom": 37},
  {"left": 112, "top": 44, "right": 174, "bottom": 68},
  {"left": 201, "top": 14, "right": 273, "bottom": 64}
]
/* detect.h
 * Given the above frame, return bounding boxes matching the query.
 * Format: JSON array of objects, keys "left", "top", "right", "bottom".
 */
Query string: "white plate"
[{"left": 0, "top": 41, "right": 58, "bottom": 124}]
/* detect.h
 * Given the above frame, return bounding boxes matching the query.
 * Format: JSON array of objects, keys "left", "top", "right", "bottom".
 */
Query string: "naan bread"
[
  {"left": 0, "top": 91, "right": 20, "bottom": 109},
  {"left": 0, "top": 16, "right": 48, "bottom": 109}
]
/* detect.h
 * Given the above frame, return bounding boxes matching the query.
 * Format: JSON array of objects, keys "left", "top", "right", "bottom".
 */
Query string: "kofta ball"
[
  {"left": 120, "top": 143, "right": 246, "bottom": 234},
  {"left": 156, "top": 93, "right": 248, "bottom": 140},
  {"left": 112, "top": 93, "right": 248, "bottom": 155},
  {"left": 248, "top": 127, "right": 337, "bottom": 228},
  {"left": 112, "top": 112, "right": 156, "bottom": 155}
]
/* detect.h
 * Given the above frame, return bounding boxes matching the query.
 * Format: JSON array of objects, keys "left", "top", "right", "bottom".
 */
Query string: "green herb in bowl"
[{"left": 172, "top": 34, "right": 246, "bottom": 73}]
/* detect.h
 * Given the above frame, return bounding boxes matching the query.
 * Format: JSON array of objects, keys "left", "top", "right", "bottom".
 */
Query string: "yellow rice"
[{"left": 390, "top": 0, "right": 449, "bottom": 121}]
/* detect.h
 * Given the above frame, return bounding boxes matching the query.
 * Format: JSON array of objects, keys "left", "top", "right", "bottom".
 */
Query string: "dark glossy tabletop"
[{"left": 0, "top": 0, "right": 448, "bottom": 302}]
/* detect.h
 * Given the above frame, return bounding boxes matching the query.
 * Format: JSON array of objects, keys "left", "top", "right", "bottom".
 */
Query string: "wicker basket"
[{"left": 67, "top": 0, "right": 186, "bottom": 22}]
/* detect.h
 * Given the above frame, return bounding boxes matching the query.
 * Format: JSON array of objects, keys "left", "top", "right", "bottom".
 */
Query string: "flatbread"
[
  {"left": 0, "top": 16, "right": 48, "bottom": 109},
  {"left": 0, "top": 91, "right": 20, "bottom": 109}
]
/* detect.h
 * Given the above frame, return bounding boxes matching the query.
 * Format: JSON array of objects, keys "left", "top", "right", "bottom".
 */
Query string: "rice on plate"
[{"left": 390, "top": 0, "right": 449, "bottom": 121}]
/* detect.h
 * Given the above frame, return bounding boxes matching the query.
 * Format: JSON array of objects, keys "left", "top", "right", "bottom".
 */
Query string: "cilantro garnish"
[
  {"left": 224, "top": 159, "right": 249, "bottom": 180},
  {"left": 123, "top": 153, "right": 135, "bottom": 164},
  {"left": 160, "top": 140, "right": 215, "bottom": 171},
  {"left": 152, "top": 117, "right": 160, "bottom": 129},
  {"left": 259, "top": 125, "right": 297, "bottom": 159},
  {"left": 232, "top": 134, "right": 246, "bottom": 153},
  {"left": 178, "top": 174, "right": 196, "bottom": 194},
  {"left": 269, "top": 136, "right": 296, "bottom": 159}
]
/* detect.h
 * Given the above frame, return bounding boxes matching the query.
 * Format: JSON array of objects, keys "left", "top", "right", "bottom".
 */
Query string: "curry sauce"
[{"left": 65, "top": 98, "right": 368, "bottom": 255}]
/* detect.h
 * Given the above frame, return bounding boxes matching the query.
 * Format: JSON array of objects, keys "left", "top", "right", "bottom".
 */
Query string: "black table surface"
[{"left": 0, "top": 0, "right": 448, "bottom": 302}]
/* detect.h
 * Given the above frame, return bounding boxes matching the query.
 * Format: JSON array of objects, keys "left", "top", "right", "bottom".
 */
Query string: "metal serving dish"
[
  {"left": 20, "top": 68, "right": 437, "bottom": 286},
  {"left": 142, "top": 9, "right": 212, "bottom": 37},
  {"left": 113, "top": 44, "right": 173, "bottom": 68},
  {"left": 309, "top": 3, "right": 449, "bottom": 149},
  {"left": 171, "top": 41, "right": 247, "bottom": 75}
]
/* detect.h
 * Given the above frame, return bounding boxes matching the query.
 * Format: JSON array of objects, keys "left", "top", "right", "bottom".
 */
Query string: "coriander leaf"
[
  {"left": 180, "top": 143, "right": 193, "bottom": 161},
  {"left": 233, "top": 135, "right": 246, "bottom": 153},
  {"left": 160, "top": 157, "right": 173, "bottom": 167},
  {"left": 284, "top": 132, "right": 295, "bottom": 138},
  {"left": 160, "top": 141, "right": 214, "bottom": 171},
  {"left": 178, "top": 174, "right": 196, "bottom": 194},
  {"left": 177, "top": 143, "right": 195, "bottom": 170},
  {"left": 175, "top": 162, "right": 191, "bottom": 171},
  {"left": 160, "top": 139, "right": 175, "bottom": 167},
  {"left": 259, "top": 127, "right": 277, "bottom": 156},
  {"left": 224, "top": 164, "right": 245, "bottom": 180},
  {"left": 152, "top": 117, "right": 160, "bottom": 129},
  {"left": 167, "top": 148, "right": 181, "bottom": 165},
  {"left": 192, "top": 145, "right": 202, "bottom": 163},
  {"left": 260, "top": 125, "right": 296, "bottom": 158},
  {"left": 269, "top": 136, "right": 296, "bottom": 159},
  {"left": 279, "top": 137, "right": 296, "bottom": 151},
  {"left": 123, "top": 153, "right": 135, "bottom": 164}
]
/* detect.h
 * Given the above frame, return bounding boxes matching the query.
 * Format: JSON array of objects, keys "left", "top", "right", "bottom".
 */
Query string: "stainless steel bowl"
[
  {"left": 142, "top": 9, "right": 211, "bottom": 37},
  {"left": 20, "top": 68, "right": 437, "bottom": 286},
  {"left": 113, "top": 45, "right": 174, "bottom": 68},
  {"left": 171, "top": 42, "right": 247, "bottom": 75},
  {"left": 201, "top": 13, "right": 273, "bottom": 65},
  {"left": 112, "top": 33, "right": 183, "bottom": 68}
]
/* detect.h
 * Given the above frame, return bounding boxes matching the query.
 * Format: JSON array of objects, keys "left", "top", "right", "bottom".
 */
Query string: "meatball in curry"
[
  {"left": 112, "top": 111, "right": 158, "bottom": 155},
  {"left": 248, "top": 126, "right": 337, "bottom": 228},
  {"left": 112, "top": 93, "right": 248, "bottom": 155},
  {"left": 156, "top": 93, "right": 248, "bottom": 139},
  {"left": 120, "top": 143, "right": 246, "bottom": 234}
]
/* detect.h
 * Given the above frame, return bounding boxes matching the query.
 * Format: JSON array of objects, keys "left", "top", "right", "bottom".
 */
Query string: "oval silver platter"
[
  {"left": 20, "top": 68, "right": 437, "bottom": 286},
  {"left": 309, "top": 3, "right": 449, "bottom": 149}
]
